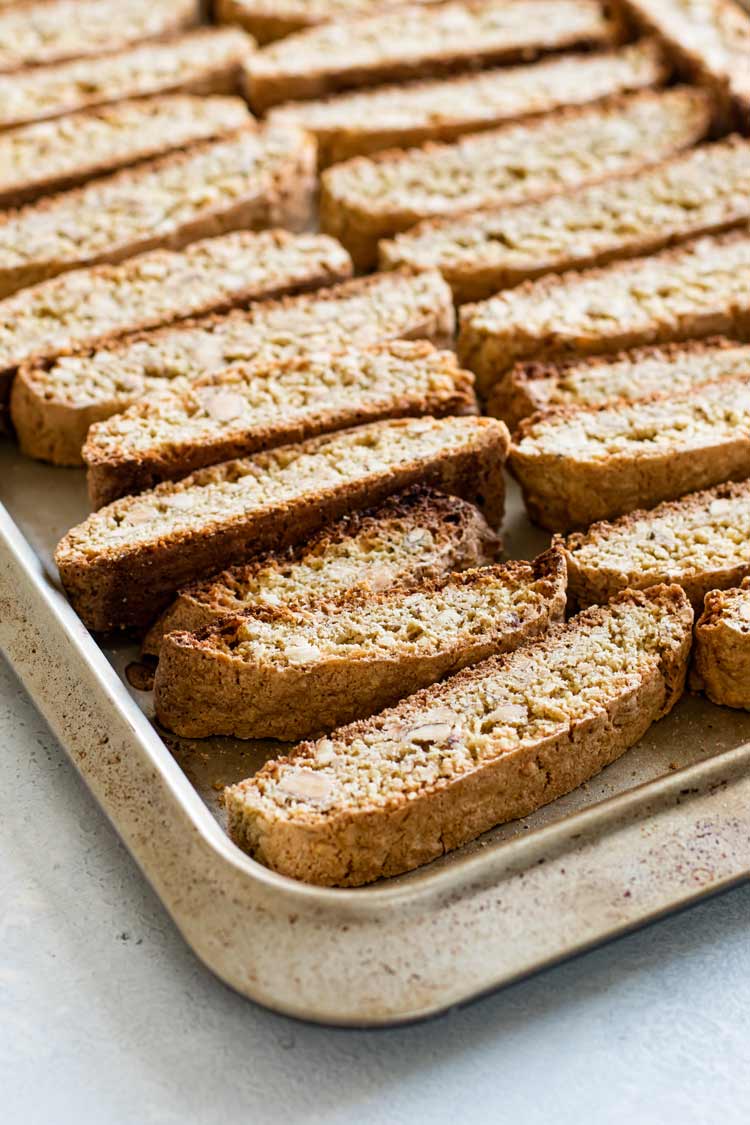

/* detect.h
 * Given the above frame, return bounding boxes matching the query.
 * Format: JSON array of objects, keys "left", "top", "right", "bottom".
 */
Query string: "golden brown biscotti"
[
  {"left": 557, "top": 480, "right": 750, "bottom": 610},
  {"left": 215, "top": 0, "right": 440, "bottom": 44},
  {"left": 83, "top": 342, "right": 478, "bottom": 507},
  {"left": 269, "top": 38, "right": 669, "bottom": 168},
  {"left": 155, "top": 549, "right": 567, "bottom": 741},
  {"left": 244, "top": 0, "right": 622, "bottom": 112},
  {"left": 0, "top": 121, "right": 316, "bottom": 298},
  {"left": 143, "top": 487, "right": 500, "bottom": 656},
  {"left": 692, "top": 577, "right": 750, "bottom": 708},
  {"left": 510, "top": 375, "right": 750, "bottom": 531},
  {"left": 0, "top": 95, "right": 252, "bottom": 210},
  {"left": 381, "top": 136, "right": 750, "bottom": 304},
  {"left": 224, "top": 584, "right": 693, "bottom": 886},
  {"left": 458, "top": 228, "right": 750, "bottom": 397},
  {"left": 489, "top": 338, "right": 750, "bottom": 430},
  {"left": 0, "top": 0, "right": 198, "bottom": 74},
  {"left": 12, "top": 268, "right": 450, "bottom": 466},
  {"left": 55, "top": 416, "right": 510, "bottom": 632},
  {"left": 320, "top": 86, "right": 714, "bottom": 270}
]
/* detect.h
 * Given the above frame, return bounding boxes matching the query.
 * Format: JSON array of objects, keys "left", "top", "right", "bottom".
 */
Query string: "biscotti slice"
[
  {"left": 13, "top": 269, "right": 450, "bottom": 465},
  {"left": 83, "top": 342, "right": 478, "bottom": 507},
  {"left": 155, "top": 549, "right": 567, "bottom": 741},
  {"left": 692, "top": 578, "right": 750, "bottom": 708},
  {"left": 557, "top": 480, "right": 750, "bottom": 610},
  {"left": 510, "top": 375, "right": 750, "bottom": 531},
  {"left": 245, "top": 0, "right": 622, "bottom": 112},
  {"left": 143, "top": 487, "right": 500, "bottom": 656},
  {"left": 0, "top": 95, "right": 252, "bottom": 210},
  {"left": 0, "top": 0, "right": 198, "bottom": 74},
  {"left": 0, "top": 121, "right": 316, "bottom": 298},
  {"left": 216, "top": 0, "right": 439, "bottom": 44},
  {"left": 459, "top": 228, "right": 750, "bottom": 397},
  {"left": 224, "top": 584, "right": 692, "bottom": 886},
  {"left": 55, "top": 416, "right": 509, "bottom": 632},
  {"left": 381, "top": 136, "right": 750, "bottom": 304},
  {"left": 271, "top": 38, "right": 669, "bottom": 169},
  {"left": 320, "top": 86, "right": 713, "bottom": 269},
  {"left": 489, "top": 338, "right": 750, "bottom": 430}
]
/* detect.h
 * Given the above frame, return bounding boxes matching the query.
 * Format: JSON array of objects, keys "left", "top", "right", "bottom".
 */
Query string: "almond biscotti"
[
  {"left": 0, "top": 121, "right": 316, "bottom": 298},
  {"left": 459, "top": 228, "right": 750, "bottom": 397},
  {"left": 557, "top": 480, "right": 750, "bottom": 610},
  {"left": 224, "top": 584, "right": 693, "bottom": 886},
  {"left": 692, "top": 578, "right": 750, "bottom": 708},
  {"left": 13, "top": 269, "right": 450, "bottom": 466},
  {"left": 381, "top": 136, "right": 750, "bottom": 304},
  {"left": 143, "top": 487, "right": 500, "bottom": 655},
  {"left": 320, "top": 86, "right": 713, "bottom": 270},
  {"left": 216, "top": 0, "right": 439, "bottom": 44},
  {"left": 245, "top": 0, "right": 622, "bottom": 112},
  {"left": 55, "top": 416, "right": 509, "bottom": 632},
  {"left": 269, "top": 38, "right": 669, "bottom": 168},
  {"left": 0, "top": 95, "right": 251, "bottom": 210},
  {"left": 83, "top": 342, "right": 478, "bottom": 507},
  {"left": 510, "top": 376, "right": 750, "bottom": 531},
  {"left": 154, "top": 550, "right": 567, "bottom": 741}
]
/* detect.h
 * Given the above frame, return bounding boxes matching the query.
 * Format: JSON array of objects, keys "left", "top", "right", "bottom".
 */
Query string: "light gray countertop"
[{"left": 2, "top": 650, "right": 749, "bottom": 1125}]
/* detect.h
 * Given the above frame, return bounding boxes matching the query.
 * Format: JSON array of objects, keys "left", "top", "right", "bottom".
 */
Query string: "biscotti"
[
  {"left": 459, "top": 228, "right": 750, "bottom": 397},
  {"left": 0, "top": 0, "right": 198, "bottom": 73},
  {"left": 489, "top": 338, "right": 750, "bottom": 430},
  {"left": 0, "top": 121, "right": 316, "bottom": 298},
  {"left": 269, "top": 38, "right": 669, "bottom": 168},
  {"left": 155, "top": 549, "right": 567, "bottom": 740},
  {"left": 55, "top": 416, "right": 510, "bottom": 632},
  {"left": 216, "top": 0, "right": 439, "bottom": 44},
  {"left": 692, "top": 578, "right": 750, "bottom": 708},
  {"left": 510, "top": 375, "right": 750, "bottom": 531},
  {"left": 83, "top": 342, "right": 478, "bottom": 506},
  {"left": 0, "top": 27, "right": 255, "bottom": 132},
  {"left": 320, "top": 86, "right": 713, "bottom": 269},
  {"left": 558, "top": 480, "right": 750, "bottom": 610},
  {"left": 245, "top": 0, "right": 622, "bottom": 112},
  {"left": 13, "top": 268, "right": 450, "bottom": 465},
  {"left": 224, "top": 584, "right": 692, "bottom": 886},
  {"left": 0, "top": 95, "right": 251, "bottom": 210},
  {"left": 143, "top": 487, "right": 500, "bottom": 656},
  {"left": 381, "top": 136, "right": 750, "bottom": 304}
]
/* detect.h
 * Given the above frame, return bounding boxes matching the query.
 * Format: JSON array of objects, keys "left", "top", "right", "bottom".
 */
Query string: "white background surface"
[{"left": 2, "top": 650, "right": 749, "bottom": 1125}]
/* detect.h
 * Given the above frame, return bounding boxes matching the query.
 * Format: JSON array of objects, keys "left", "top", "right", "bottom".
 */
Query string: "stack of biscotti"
[
  {"left": 244, "top": 0, "right": 622, "bottom": 111},
  {"left": 692, "top": 578, "right": 750, "bottom": 709},
  {"left": 143, "top": 487, "right": 500, "bottom": 656},
  {"left": 269, "top": 38, "right": 669, "bottom": 167},
  {"left": 320, "top": 86, "right": 713, "bottom": 269},
  {"left": 83, "top": 341, "right": 478, "bottom": 506},
  {"left": 54, "top": 416, "right": 509, "bottom": 631},
  {"left": 12, "top": 268, "right": 451, "bottom": 465},
  {"left": 216, "top": 0, "right": 440, "bottom": 44},
  {"left": 381, "top": 136, "right": 750, "bottom": 303},
  {"left": 224, "top": 585, "right": 693, "bottom": 886},
  {"left": 154, "top": 549, "right": 567, "bottom": 740}
]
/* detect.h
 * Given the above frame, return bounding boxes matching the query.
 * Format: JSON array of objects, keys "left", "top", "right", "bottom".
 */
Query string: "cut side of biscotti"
[
  {"left": 489, "top": 338, "right": 750, "bottom": 430},
  {"left": 55, "top": 415, "right": 509, "bottom": 632},
  {"left": 143, "top": 487, "right": 500, "bottom": 656},
  {"left": 381, "top": 136, "right": 750, "bottom": 304},
  {"left": 320, "top": 86, "right": 713, "bottom": 270},
  {"left": 269, "top": 38, "right": 669, "bottom": 168},
  {"left": 0, "top": 121, "right": 316, "bottom": 298},
  {"left": 558, "top": 480, "right": 750, "bottom": 610},
  {"left": 155, "top": 549, "right": 567, "bottom": 741},
  {"left": 510, "top": 375, "right": 750, "bottom": 531},
  {"left": 83, "top": 341, "right": 478, "bottom": 507},
  {"left": 459, "top": 228, "right": 750, "bottom": 397},
  {"left": 245, "top": 0, "right": 622, "bottom": 112},
  {"left": 224, "top": 584, "right": 693, "bottom": 886},
  {"left": 216, "top": 0, "right": 439, "bottom": 44},
  {"left": 692, "top": 577, "right": 750, "bottom": 709}
]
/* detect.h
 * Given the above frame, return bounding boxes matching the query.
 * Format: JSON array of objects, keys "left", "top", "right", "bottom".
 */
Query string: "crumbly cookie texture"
[
  {"left": 55, "top": 415, "right": 509, "bottom": 631},
  {"left": 320, "top": 86, "right": 713, "bottom": 269},
  {"left": 692, "top": 577, "right": 750, "bottom": 709},
  {"left": 510, "top": 375, "right": 750, "bottom": 531},
  {"left": 224, "top": 584, "right": 693, "bottom": 886},
  {"left": 216, "top": 0, "right": 439, "bottom": 44}
]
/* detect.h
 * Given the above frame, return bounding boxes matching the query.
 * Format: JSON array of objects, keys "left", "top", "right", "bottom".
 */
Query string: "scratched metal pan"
[{"left": 2, "top": 441, "right": 749, "bottom": 1027}]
